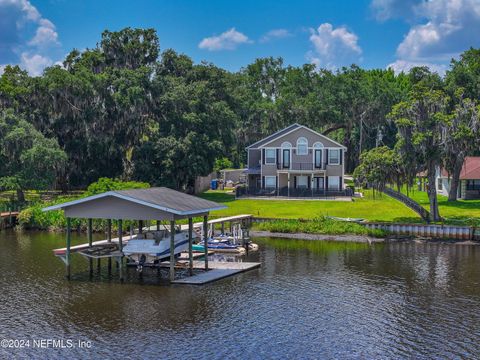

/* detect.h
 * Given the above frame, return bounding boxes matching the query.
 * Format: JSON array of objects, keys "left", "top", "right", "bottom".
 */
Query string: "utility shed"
[{"left": 43, "top": 187, "right": 226, "bottom": 282}]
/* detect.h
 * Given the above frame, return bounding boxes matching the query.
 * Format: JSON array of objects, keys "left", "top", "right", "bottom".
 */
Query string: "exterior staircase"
[{"left": 382, "top": 187, "right": 431, "bottom": 223}]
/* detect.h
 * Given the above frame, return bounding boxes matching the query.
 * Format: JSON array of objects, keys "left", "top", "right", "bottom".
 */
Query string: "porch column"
[
  {"left": 203, "top": 215, "right": 209, "bottom": 270},
  {"left": 277, "top": 175, "right": 279, "bottom": 196},
  {"left": 169, "top": 220, "right": 175, "bottom": 282},
  {"left": 66, "top": 217, "right": 71, "bottom": 280},
  {"left": 287, "top": 173, "right": 290, "bottom": 197},
  {"left": 188, "top": 217, "right": 193, "bottom": 276},
  {"left": 311, "top": 173, "right": 314, "bottom": 197}
]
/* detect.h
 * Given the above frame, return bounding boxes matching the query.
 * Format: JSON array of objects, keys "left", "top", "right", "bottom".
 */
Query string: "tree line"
[
  {"left": 355, "top": 63, "right": 480, "bottom": 221},
  {"left": 0, "top": 27, "right": 479, "bottom": 213}
]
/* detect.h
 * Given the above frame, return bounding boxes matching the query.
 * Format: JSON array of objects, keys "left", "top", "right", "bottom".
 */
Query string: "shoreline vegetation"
[
  {"left": 251, "top": 217, "right": 387, "bottom": 238},
  {"left": 2, "top": 179, "right": 480, "bottom": 240}
]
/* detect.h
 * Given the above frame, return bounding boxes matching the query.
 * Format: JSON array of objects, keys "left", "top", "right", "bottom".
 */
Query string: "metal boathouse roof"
[{"left": 43, "top": 187, "right": 226, "bottom": 220}]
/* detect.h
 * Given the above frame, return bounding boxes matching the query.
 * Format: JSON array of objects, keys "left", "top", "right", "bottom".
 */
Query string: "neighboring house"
[
  {"left": 435, "top": 157, "right": 480, "bottom": 200},
  {"left": 242, "top": 123, "right": 349, "bottom": 197}
]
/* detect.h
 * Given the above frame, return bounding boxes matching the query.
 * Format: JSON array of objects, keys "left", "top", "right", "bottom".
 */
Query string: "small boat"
[
  {"left": 327, "top": 216, "right": 365, "bottom": 222},
  {"left": 193, "top": 241, "right": 246, "bottom": 254},
  {"left": 123, "top": 229, "right": 189, "bottom": 271}
]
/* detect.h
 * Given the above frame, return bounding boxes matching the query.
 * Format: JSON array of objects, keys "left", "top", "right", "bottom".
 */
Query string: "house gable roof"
[
  {"left": 438, "top": 157, "right": 480, "bottom": 180},
  {"left": 246, "top": 123, "right": 347, "bottom": 150},
  {"left": 246, "top": 123, "right": 301, "bottom": 149},
  {"left": 460, "top": 157, "right": 480, "bottom": 179}
]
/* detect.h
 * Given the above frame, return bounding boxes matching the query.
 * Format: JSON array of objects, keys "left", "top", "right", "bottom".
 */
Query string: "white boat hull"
[{"left": 123, "top": 232, "right": 189, "bottom": 265}]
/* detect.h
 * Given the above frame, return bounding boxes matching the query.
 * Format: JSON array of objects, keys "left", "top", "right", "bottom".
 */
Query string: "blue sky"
[{"left": 2, "top": 0, "right": 480, "bottom": 75}]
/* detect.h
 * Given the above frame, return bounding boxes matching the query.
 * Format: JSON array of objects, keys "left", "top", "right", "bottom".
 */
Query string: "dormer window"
[{"left": 297, "top": 137, "right": 308, "bottom": 155}]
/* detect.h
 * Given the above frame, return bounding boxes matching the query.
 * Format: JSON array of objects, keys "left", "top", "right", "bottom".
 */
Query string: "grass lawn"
[
  {"left": 400, "top": 188, "right": 480, "bottom": 225},
  {"left": 200, "top": 190, "right": 421, "bottom": 223}
]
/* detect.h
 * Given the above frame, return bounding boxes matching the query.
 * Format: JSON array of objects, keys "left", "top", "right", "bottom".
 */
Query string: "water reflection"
[{"left": 0, "top": 231, "right": 479, "bottom": 359}]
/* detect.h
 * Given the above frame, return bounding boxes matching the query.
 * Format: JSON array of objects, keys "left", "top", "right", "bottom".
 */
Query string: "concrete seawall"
[{"left": 251, "top": 217, "right": 480, "bottom": 241}]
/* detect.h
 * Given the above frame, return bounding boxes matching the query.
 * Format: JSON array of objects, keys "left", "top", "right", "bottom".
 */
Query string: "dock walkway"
[{"left": 170, "top": 260, "right": 260, "bottom": 285}]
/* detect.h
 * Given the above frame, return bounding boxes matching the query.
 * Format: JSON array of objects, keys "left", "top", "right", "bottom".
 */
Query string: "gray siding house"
[{"left": 243, "top": 123, "right": 348, "bottom": 197}]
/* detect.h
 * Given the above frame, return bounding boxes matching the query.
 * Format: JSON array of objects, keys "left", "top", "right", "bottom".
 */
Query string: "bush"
[
  {"left": 86, "top": 177, "right": 149, "bottom": 195},
  {"left": 253, "top": 217, "right": 386, "bottom": 238}
]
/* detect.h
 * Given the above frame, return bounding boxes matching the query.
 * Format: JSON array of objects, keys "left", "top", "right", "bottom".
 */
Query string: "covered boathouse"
[{"left": 43, "top": 187, "right": 226, "bottom": 282}]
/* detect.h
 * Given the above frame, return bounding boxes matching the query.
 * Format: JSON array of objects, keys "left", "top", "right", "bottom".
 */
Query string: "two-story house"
[{"left": 244, "top": 123, "right": 348, "bottom": 197}]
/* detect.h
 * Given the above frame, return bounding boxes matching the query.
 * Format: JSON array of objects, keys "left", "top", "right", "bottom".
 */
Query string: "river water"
[{"left": 0, "top": 230, "right": 479, "bottom": 359}]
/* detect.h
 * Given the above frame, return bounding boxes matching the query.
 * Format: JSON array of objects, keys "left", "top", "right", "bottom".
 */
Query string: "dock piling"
[
  {"left": 88, "top": 218, "right": 93, "bottom": 276},
  {"left": 107, "top": 219, "right": 112, "bottom": 273},
  {"left": 188, "top": 217, "right": 193, "bottom": 276},
  {"left": 118, "top": 219, "right": 123, "bottom": 282},
  {"left": 66, "top": 217, "right": 71, "bottom": 280},
  {"left": 169, "top": 220, "right": 175, "bottom": 281},
  {"left": 203, "top": 215, "right": 209, "bottom": 270}
]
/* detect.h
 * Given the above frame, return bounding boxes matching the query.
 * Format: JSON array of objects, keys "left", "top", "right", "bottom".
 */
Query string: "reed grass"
[{"left": 252, "top": 217, "right": 387, "bottom": 238}]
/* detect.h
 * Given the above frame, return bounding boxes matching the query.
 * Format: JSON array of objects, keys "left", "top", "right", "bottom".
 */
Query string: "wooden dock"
[
  {"left": 0, "top": 211, "right": 19, "bottom": 218},
  {"left": 170, "top": 260, "right": 260, "bottom": 285},
  {"left": 0, "top": 211, "right": 19, "bottom": 229}
]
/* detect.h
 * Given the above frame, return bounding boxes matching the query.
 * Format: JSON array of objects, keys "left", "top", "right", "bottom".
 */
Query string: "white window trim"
[
  {"left": 329, "top": 149, "right": 340, "bottom": 165},
  {"left": 297, "top": 137, "right": 308, "bottom": 155},
  {"left": 328, "top": 176, "right": 340, "bottom": 190},
  {"left": 265, "top": 148, "right": 276, "bottom": 164},
  {"left": 265, "top": 176, "right": 277, "bottom": 188}
]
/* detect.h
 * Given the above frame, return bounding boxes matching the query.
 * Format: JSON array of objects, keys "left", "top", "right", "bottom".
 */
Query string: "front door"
[{"left": 313, "top": 177, "right": 324, "bottom": 189}]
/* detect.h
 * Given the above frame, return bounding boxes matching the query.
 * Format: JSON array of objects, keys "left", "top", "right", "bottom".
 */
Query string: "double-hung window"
[
  {"left": 329, "top": 149, "right": 340, "bottom": 165},
  {"left": 265, "top": 149, "right": 276, "bottom": 164}
]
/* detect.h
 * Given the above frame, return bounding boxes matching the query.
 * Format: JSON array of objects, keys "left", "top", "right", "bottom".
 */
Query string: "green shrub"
[
  {"left": 253, "top": 217, "right": 386, "bottom": 238},
  {"left": 86, "top": 177, "right": 149, "bottom": 195}
]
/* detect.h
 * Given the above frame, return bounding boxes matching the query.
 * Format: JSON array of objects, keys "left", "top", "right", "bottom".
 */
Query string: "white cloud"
[
  {"left": 396, "top": 0, "right": 480, "bottom": 61},
  {"left": 259, "top": 29, "right": 292, "bottom": 43},
  {"left": 20, "top": 52, "right": 52, "bottom": 76},
  {"left": 387, "top": 59, "right": 448, "bottom": 75},
  {"left": 373, "top": 0, "right": 480, "bottom": 73},
  {"left": 0, "top": 0, "right": 61, "bottom": 75},
  {"left": 308, "top": 23, "right": 362, "bottom": 69},
  {"left": 198, "top": 28, "right": 251, "bottom": 51},
  {"left": 28, "top": 18, "right": 60, "bottom": 47},
  {"left": 370, "top": 0, "right": 421, "bottom": 21}
]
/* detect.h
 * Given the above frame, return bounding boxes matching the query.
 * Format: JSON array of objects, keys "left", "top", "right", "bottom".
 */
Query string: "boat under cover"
[{"left": 123, "top": 231, "right": 189, "bottom": 266}]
